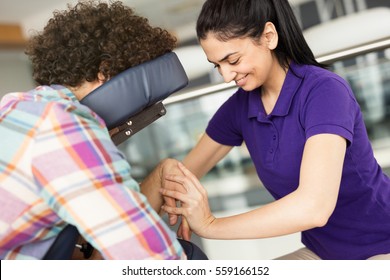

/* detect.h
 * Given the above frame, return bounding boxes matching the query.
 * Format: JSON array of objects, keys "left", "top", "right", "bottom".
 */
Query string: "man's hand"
[
  {"left": 160, "top": 161, "right": 193, "bottom": 240},
  {"left": 140, "top": 159, "right": 193, "bottom": 240}
]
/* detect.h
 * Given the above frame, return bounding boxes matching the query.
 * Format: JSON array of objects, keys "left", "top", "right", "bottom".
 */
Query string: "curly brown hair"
[{"left": 25, "top": 1, "right": 177, "bottom": 87}]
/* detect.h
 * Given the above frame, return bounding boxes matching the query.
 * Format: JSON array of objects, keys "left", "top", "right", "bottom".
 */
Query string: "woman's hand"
[{"left": 160, "top": 162, "right": 216, "bottom": 238}]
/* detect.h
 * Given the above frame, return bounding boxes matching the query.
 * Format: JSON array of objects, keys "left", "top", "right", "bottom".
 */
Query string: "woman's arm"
[
  {"left": 161, "top": 133, "right": 346, "bottom": 239},
  {"left": 183, "top": 133, "right": 234, "bottom": 178}
]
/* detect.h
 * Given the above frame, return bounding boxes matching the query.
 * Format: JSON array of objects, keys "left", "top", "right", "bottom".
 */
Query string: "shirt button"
[
  {"left": 273, "top": 135, "right": 277, "bottom": 140},
  {"left": 269, "top": 149, "right": 274, "bottom": 154}
]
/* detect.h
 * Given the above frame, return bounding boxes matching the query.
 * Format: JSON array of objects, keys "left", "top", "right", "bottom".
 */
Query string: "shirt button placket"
[{"left": 265, "top": 121, "right": 276, "bottom": 164}]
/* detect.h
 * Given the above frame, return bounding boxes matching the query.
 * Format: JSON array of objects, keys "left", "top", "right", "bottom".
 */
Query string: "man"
[{"left": 0, "top": 0, "right": 185, "bottom": 260}]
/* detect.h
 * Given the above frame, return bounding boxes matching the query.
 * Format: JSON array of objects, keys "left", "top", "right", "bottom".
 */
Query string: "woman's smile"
[{"left": 235, "top": 74, "right": 248, "bottom": 87}]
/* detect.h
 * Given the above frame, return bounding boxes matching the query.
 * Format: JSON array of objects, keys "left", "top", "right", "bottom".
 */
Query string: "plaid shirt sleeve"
[{"left": 31, "top": 101, "right": 185, "bottom": 259}]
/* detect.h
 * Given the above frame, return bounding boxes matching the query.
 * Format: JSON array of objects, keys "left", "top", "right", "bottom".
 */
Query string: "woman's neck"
[{"left": 260, "top": 60, "right": 289, "bottom": 114}]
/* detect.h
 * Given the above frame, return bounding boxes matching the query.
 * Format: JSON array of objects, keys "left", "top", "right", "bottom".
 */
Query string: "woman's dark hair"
[
  {"left": 25, "top": 1, "right": 177, "bottom": 86},
  {"left": 196, "top": 0, "right": 326, "bottom": 69}
]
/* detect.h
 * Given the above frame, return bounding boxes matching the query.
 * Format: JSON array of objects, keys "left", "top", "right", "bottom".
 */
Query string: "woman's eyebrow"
[
  {"left": 208, "top": 52, "right": 238, "bottom": 64},
  {"left": 218, "top": 52, "right": 238, "bottom": 62}
]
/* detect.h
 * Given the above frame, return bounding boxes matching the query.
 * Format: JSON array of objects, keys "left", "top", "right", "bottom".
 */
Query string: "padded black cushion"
[
  {"left": 80, "top": 52, "right": 188, "bottom": 130},
  {"left": 43, "top": 225, "right": 79, "bottom": 260},
  {"left": 178, "top": 239, "right": 209, "bottom": 260}
]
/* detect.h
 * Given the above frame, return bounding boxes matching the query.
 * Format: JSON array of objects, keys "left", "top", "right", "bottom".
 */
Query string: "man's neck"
[{"left": 68, "top": 80, "right": 103, "bottom": 101}]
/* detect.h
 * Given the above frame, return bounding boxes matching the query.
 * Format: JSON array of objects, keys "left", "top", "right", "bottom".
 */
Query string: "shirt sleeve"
[
  {"left": 206, "top": 92, "right": 244, "bottom": 146},
  {"left": 301, "top": 76, "right": 358, "bottom": 145},
  {"left": 31, "top": 102, "right": 185, "bottom": 260}
]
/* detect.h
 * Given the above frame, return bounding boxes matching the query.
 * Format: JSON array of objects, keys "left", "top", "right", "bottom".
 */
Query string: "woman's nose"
[{"left": 219, "top": 65, "right": 236, "bottom": 83}]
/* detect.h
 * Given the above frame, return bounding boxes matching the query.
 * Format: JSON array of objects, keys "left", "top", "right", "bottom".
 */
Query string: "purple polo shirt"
[{"left": 206, "top": 61, "right": 390, "bottom": 259}]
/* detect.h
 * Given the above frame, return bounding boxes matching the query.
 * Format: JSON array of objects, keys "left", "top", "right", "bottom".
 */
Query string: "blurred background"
[{"left": 1, "top": 0, "right": 390, "bottom": 259}]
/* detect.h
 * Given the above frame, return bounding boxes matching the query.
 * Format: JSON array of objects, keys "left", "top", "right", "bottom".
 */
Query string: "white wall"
[{"left": 0, "top": 50, "right": 35, "bottom": 97}]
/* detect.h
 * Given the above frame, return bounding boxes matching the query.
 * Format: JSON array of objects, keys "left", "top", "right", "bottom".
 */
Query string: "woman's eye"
[
  {"left": 213, "top": 64, "right": 220, "bottom": 69},
  {"left": 229, "top": 59, "right": 239, "bottom": 65}
]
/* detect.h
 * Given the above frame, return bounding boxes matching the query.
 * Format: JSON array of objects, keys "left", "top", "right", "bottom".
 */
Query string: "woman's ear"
[{"left": 263, "top": 22, "right": 278, "bottom": 50}]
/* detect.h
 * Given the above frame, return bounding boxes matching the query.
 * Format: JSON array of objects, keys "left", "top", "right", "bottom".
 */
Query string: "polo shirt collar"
[{"left": 248, "top": 61, "right": 305, "bottom": 119}]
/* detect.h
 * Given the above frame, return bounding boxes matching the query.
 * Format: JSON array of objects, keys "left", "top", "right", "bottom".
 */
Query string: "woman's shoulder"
[
  {"left": 291, "top": 62, "right": 354, "bottom": 98},
  {"left": 294, "top": 62, "right": 349, "bottom": 86}
]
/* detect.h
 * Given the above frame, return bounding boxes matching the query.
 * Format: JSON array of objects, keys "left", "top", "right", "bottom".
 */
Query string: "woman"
[{"left": 159, "top": 0, "right": 390, "bottom": 260}]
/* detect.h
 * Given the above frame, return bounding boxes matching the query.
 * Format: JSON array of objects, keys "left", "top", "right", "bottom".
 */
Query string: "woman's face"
[{"left": 200, "top": 32, "right": 276, "bottom": 92}]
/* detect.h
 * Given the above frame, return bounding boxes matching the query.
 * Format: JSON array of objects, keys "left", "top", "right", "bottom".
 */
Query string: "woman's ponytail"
[{"left": 271, "top": 0, "right": 325, "bottom": 68}]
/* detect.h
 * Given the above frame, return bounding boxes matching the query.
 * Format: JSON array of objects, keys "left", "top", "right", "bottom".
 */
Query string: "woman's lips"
[{"left": 235, "top": 74, "right": 248, "bottom": 87}]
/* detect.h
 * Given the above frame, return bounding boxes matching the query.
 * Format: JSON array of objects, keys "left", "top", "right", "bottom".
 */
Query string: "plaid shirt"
[{"left": 0, "top": 85, "right": 185, "bottom": 260}]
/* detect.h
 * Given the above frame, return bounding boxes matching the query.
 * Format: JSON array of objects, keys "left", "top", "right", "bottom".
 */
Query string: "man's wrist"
[{"left": 159, "top": 158, "right": 180, "bottom": 180}]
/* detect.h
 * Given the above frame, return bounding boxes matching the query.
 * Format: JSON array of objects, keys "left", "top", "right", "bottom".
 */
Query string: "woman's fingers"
[
  {"left": 177, "top": 162, "right": 206, "bottom": 194},
  {"left": 164, "top": 164, "right": 204, "bottom": 198},
  {"left": 161, "top": 203, "right": 183, "bottom": 216},
  {"left": 163, "top": 180, "right": 184, "bottom": 225},
  {"left": 160, "top": 188, "right": 189, "bottom": 203},
  {"left": 164, "top": 174, "right": 188, "bottom": 191},
  {"left": 160, "top": 189, "right": 190, "bottom": 221}
]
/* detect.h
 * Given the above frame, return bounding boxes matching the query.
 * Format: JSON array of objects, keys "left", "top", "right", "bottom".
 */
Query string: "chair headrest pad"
[{"left": 80, "top": 52, "right": 188, "bottom": 129}]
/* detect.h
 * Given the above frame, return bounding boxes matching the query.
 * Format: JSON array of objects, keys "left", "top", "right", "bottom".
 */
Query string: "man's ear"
[
  {"left": 97, "top": 72, "right": 106, "bottom": 84},
  {"left": 263, "top": 22, "right": 278, "bottom": 50}
]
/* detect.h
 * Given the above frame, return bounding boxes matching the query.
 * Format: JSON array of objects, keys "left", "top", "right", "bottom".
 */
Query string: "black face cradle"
[{"left": 80, "top": 52, "right": 188, "bottom": 145}]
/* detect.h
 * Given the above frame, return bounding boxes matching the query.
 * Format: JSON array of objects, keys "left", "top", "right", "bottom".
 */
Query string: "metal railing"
[{"left": 164, "top": 37, "right": 390, "bottom": 106}]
